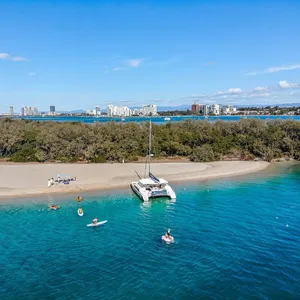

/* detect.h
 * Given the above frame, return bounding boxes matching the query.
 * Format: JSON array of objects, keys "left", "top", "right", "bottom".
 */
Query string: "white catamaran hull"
[{"left": 131, "top": 182, "right": 176, "bottom": 202}]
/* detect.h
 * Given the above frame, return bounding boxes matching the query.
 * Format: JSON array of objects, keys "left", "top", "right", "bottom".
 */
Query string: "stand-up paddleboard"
[
  {"left": 78, "top": 209, "right": 84, "bottom": 217},
  {"left": 162, "top": 235, "right": 174, "bottom": 243},
  {"left": 87, "top": 220, "right": 107, "bottom": 227}
]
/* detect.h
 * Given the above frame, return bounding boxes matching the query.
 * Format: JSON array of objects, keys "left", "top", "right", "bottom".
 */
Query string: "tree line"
[{"left": 0, "top": 118, "right": 299, "bottom": 163}]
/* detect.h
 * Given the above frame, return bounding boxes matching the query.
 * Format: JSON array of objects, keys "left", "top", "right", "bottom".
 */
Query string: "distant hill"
[{"left": 236, "top": 103, "right": 300, "bottom": 108}]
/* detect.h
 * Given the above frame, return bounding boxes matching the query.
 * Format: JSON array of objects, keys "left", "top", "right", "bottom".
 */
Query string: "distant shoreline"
[
  {"left": 2, "top": 114, "right": 300, "bottom": 119},
  {"left": 0, "top": 161, "right": 269, "bottom": 200}
]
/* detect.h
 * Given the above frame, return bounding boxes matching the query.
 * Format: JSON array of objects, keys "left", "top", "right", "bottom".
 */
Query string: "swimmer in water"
[
  {"left": 49, "top": 205, "right": 60, "bottom": 210},
  {"left": 164, "top": 229, "right": 174, "bottom": 241}
]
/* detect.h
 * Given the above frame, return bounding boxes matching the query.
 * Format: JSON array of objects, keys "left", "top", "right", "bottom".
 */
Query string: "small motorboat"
[{"left": 78, "top": 208, "right": 84, "bottom": 217}]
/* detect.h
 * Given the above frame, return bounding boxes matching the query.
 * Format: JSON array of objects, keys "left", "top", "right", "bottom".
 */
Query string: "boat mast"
[
  {"left": 143, "top": 120, "right": 152, "bottom": 178},
  {"left": 148, "top": 120, "right": 152, "bottom": 175}
]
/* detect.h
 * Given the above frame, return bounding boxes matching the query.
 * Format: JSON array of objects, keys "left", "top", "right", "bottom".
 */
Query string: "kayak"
[
  {"left": 162, "top": 235, "right": 174, "bottom": 243},
  {"left": 87, "top": 220, "right": 107, "bottom": 227},
  {"left": 78, "top": 209, "right": 84, "bottom": 217}
]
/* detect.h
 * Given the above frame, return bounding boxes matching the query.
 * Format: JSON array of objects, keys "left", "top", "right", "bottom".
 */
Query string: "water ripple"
[{"left": 1, "top": 164, "right": 300, "bottom": 299}]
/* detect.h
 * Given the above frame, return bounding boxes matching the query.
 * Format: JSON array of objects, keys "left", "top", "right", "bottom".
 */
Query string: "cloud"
[
  {"left": 0, "top": 52, "right": 27, "bottom": 62},
  {"left": 181, "top": 80, "right": 300, "bottom": 105},
  {"left": 254, "top": 86, "right": 268, "bottom": 92},
  {"left": 278, "top": 80, "right": 300, "bottom": 89},
  {"left": 249, "top": 92, "right": 270, "bottom": 98},
  {"left": 109, "top": 58, "right": 143, "bottom": 72},
  {"left": 12, "top": 56, "right": 27, "bottom": 62},
  {"left": 29, "top": 72, "right": 36, "bottom": 76},
  {"left": 127, "top": 58, "right": 142, "bottom": 68},
  {"left": 0, "top": 53, "right": 10, "bottom": 60},
  {"left": 228, "top": 88, "right": 242, "bottom": 94},
  {"left": 246, "top": 64, "right": 300, "bottom": 76},
  {"left": 180, "top": 94, "right": 207, "bottom": 99},
  {"left": 266, "top": 64, "right": 300, "bottom": 73},
  {"left": 217, "top": 88, "right": 242, "bottom": 95}
]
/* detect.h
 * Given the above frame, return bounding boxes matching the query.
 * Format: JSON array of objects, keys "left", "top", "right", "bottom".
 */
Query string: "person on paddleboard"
[{"left": 92, "top": 217, "right": 99, "bottom": 224}]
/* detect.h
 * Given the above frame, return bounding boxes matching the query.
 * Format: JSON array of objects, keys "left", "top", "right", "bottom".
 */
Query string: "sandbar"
[{"left": 0, "top": 161, "right": 269, "bottom": 199}]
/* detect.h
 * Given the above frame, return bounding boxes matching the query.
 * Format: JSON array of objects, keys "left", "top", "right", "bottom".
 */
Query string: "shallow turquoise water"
[{"left": 1, "top": 164, "right": 300, "bottom": 299}]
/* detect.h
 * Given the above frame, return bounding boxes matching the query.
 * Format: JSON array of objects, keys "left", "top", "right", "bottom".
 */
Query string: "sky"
[{"left": 1, "top": 0, "right": 300, "bottom": 113}]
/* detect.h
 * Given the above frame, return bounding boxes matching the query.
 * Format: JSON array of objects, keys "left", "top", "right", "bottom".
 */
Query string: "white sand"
[{"left": 0, "top": 161, "right": 269, "bottom": 199}]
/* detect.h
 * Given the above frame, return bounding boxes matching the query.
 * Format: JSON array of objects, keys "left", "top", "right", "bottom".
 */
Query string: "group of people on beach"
[{"left": 47, "top": 175, "right": 77, "bottom": 188}]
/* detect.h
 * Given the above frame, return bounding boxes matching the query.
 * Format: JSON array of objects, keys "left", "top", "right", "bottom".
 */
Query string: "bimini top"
[{"left": 138, "top": 178, "right": 169, "bottom": 185}]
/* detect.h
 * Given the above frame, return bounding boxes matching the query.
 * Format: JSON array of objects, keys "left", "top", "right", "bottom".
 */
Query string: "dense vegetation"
[{"left": 0, "top": 118, "right": 300, "bottom": 163}]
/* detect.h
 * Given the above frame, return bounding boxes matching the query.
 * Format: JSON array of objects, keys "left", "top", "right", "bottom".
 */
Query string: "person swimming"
[
  {"left": 165, "top": 229, "right": 174, "bottom": 241},
  {"left": 92, "top": 217, "right": 99, "bottom": 224},
  {"left": 49, "top": 205, "right": 60, "bottom": 210},
  {"left": 165, "top": 228, "right": 171, "bottom": 237}
]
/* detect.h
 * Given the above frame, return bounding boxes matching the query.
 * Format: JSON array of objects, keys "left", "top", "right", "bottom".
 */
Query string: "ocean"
[
  {"left": 13, "top": 115, "right": 300, "bottom": 124},
  {"left": 1, "top": 163, "right": 300, "bottom": 299}
]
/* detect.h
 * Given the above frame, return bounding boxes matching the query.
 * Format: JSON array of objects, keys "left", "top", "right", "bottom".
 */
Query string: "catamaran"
[{"left": 130, "top": 121, "right": 176, "bottom": 202}]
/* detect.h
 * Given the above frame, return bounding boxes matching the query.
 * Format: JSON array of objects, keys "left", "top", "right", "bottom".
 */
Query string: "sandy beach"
[{"left": 0, "top": 161, "right": 269, "bottom": 199}]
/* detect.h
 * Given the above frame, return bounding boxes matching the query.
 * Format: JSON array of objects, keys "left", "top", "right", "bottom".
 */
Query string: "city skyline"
[{"left": 1, "top": 1, "right": 300, "bottom": 112}]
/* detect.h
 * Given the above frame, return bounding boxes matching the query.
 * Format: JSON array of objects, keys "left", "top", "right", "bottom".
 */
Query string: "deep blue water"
[
  {"left": 1, "top": 164, "right": 300, "bottom": 299},
  {"left": 14, "top": 115, "right": 300, "bottom": 124}
]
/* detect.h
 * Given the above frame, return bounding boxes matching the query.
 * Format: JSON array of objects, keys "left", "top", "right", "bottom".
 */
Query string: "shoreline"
[{"left": 0, "top": 161, "right": 270, "bottom": 200}]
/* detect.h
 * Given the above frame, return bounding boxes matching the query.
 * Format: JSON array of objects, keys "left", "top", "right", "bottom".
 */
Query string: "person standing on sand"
[{"left": 47, "top": 179, "right": 51, "bottom": 188}]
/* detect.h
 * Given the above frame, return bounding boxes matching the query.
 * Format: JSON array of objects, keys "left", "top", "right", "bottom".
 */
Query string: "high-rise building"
[
  {"left": 95, "top": 106, "right": 101, "bottom": 116},
  {"left": 204, "top": 105, "right": 210, "bottom": 115},
  {"left": 222, "top": 105, "right": 237, "bottom": 115},
  {"left": 107, "top": 104, "right": 114, "bottom": 117},
  {"left": 107, "top": 104, "right": 132, "bottom": 117},
  {"left": 10, "top": 106, "right": 14, "bottom": 115},
  {"left": 191, "top": 103, "right": 200, "bottom": 114},
  {"left": 209, "top": 104, "right": 220, "bottom": 115},
  {"left": 50, "top": 105, "right": 55, "bottom": 113},
  {"left": 141, "top": 104, "right": 157, "bottom": 116},
  {"left": 199, "top": 104, "right": 205, "bottom": 114},
  {"left": 33, "top": 107, "right": 39, "bottom": 115},
  {"left": 25, "top": 107, "right": 29, "bottom": 116},
  {"left": 20, "top": 106, "right": 39, "bottom": 116},
  {"left": 132, "top": 109, "right": 141, "bottom": 116}
]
